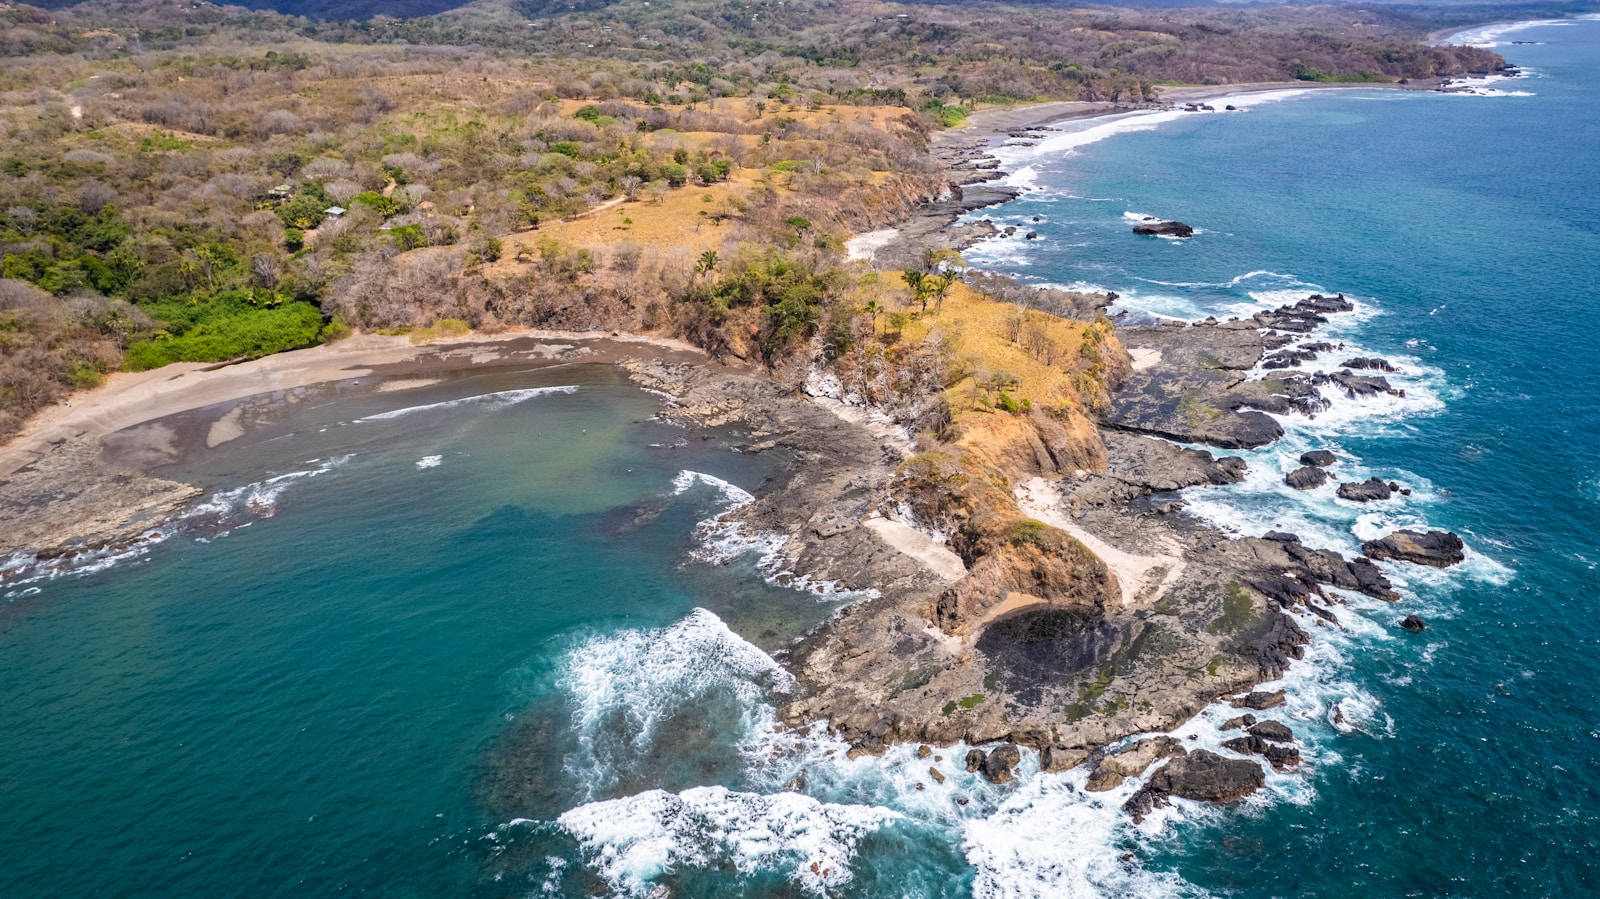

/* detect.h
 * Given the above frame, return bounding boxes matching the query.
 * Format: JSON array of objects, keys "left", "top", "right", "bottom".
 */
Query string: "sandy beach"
[
  {"left": 0, "top": 329, "right": 704, "bottom": 481},
  {"left": 946, "top": 79, "right": 1428, "bottom": 145}
]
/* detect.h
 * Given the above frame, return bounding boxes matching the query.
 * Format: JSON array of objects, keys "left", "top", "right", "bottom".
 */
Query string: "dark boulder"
[
  {"left": 1342, "top": 356, "right": 1397, "bottom": 372},
  {"left": 1337, "top": 478, "right": 1394, "bottom": 502},
  {"left": 1247, "top": 720, "right": 1295, "bottom": 743},
  {"left": 1284, "top": 466, "right": 1329, "bottom": 490},
  {"left": 1123, "top": 750, "right": 1265, "bottom": 821},
  {"left": 1350, "top": 557, "right": 1400, "bottom": 601},
  {"left": 1222, "top": 734, "right": 1301, "bottom": 769},
  {"left": 1231, "top": 690, "right": 1286, "bottom": 710},
  {"left": 1220, "top": 713, "right": 1256, "bottom": 730},
  {"left": 1133, "top": 220, "right": 1194, "bottom": 238},
  {"left": 981, "top": 743, "right": 1023, "bottom": 784},
  {"left": 1300, "top": 450, "right": 1338, "bottom": 468},
  {"left": 1401, "top": 615, "right": 1427, "bottom": 632},
  {"left": 1363, "top": 530, "right": 1466, "bottom": 568},
  {"left": 965, "top": 748, "right": 987, "bottom": 773}
]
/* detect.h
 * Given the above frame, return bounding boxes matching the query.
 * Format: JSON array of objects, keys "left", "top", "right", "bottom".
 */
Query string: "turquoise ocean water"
[{"left": 4, "top": 17, "right": 1600, "bottom": 897}]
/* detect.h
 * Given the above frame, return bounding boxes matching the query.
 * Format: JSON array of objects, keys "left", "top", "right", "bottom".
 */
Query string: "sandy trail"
[
  {"left": 845, "top": 228, "right": 899, "bottom": 262},
  {"left": 1128, "top": 347, "right": 1162, "bottom": 371},
  {"left": 1015, "top": 476, "right": 1186, "bottom": 608},
  {"left": 863, "top": 517, "right": 966, "bottom": 582},
  {"left": 0, "top": 329, "right": 700, "bottom": 479}
]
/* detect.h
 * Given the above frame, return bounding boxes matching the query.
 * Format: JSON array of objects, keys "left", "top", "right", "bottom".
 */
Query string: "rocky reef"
[
  {"left": 622, "top": 284, "right": 1465, "bottom": 820},
  {"left": 1132, "top": 220, "right": 1195, "bottom": 238}
]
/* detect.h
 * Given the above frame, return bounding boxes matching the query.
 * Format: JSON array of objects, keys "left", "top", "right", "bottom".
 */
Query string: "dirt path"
[{"left": 1015, "top": 476, "right": 1187, "bottom": 607}]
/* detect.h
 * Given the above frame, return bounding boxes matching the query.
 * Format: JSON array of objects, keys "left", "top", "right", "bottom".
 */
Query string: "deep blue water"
[
  {"left": 967, "top": 17, "right": 1600, "bottom": 896},
  {"left": 3, "top": 18, "right": 1600, "bottom": 899}
]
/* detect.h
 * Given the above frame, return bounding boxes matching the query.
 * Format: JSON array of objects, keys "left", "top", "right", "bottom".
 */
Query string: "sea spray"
[
  {"left": 557, "top": 787, "right": 900, "bottom": 897},
  {"left": 557, "top": 607, "right": 794, "bottom": 798}
]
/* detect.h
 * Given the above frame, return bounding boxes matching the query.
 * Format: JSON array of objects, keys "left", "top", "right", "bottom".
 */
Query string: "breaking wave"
[
  {"left": 357, "top": 385, "right": 577, "bottom": 421},
  {"left": 558, "top": 787, "right": 899, "bottom": 897}
]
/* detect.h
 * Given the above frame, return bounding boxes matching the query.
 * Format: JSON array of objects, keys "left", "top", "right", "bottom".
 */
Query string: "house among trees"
[
  {"left": 323, "top": 206, "right": 346, "bottom": 221},
  {"left": 266, "top": 184, "right": 292, "bottom": 201}
]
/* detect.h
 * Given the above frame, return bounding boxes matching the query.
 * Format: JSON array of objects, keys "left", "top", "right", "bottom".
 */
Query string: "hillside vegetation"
[{"left": 0, "top": 0, "right": 1506, "bottom": 437}]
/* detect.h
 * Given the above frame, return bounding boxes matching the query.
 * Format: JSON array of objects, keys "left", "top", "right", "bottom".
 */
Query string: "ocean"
[{"left": 4, "top": 16, "right": 1600, "bottom": 897}]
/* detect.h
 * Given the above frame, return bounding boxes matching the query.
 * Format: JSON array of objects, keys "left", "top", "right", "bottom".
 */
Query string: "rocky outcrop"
[
  {"left": 1231, "top": 690, "right": 1286, "bottom": 710},
  {"left": 1221, "top": 733, "right": 1301, "bottom": 769},
  {"left": 1300, "top": 450, "right": 1337, "bottom": 468},
  {"left": 1362, "top": 530, "right": 1466, "bottom": 568},
  {"left": 1401, "top": 615, "right": 1427, "bottom": 632},
  {"left": 1133, "top": 220, "right": 1194, "bottom": 238},
  {"left": 1254, "top": 294, "right": 1354, "bottom": 332},
  {"left": 1342, "top": 357, "right": 1396, "bottom": 372},
  {"left": 1085, "top": 736, "right": 1187, "bottom": 791},
  {"left": 1317, "top": 370, "right": 1404, "bottom": 399},
  {"left": 1106, "top": 294, "right": 1375, "bottom": 450},
  {"left": 1100, "top": 431, "right": 1246, "bottom": 491},
  {"left": 1123, "top": 750, "right": 1265, "bottom": 822},
  {"left": 0, "top": 438, "right": 203, "bottom": 562},
  {"left": 1284, "top": 466, "right": 1329, "bottom": 490},
  {"left": 1255, "top": 530, "right": 1399, "bottom": 602},
  {"left": 1247, "top": 720, "right": 1294, "bottom": 742},
  {"left": 1337, "top": 478, "right": 1393, "bottom": 502}
]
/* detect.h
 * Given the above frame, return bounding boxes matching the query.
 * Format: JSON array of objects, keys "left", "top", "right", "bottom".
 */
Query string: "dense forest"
[{"left": 0, "top": 0, "right": 1511, "bottom": 436}]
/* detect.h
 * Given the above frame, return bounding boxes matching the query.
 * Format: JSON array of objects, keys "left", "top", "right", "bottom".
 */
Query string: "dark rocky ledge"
[
  {"left": 1106, "top": 294, "right": 1375, "bottom": 449},
  {"left": 1363, "top": 529, "right": 1466, "bottom": 568},
  {"left": 1133, "top": 220, "right": 1195, "bottom": 238}
]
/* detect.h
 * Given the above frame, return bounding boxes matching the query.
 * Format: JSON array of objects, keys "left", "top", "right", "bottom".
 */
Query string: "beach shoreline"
[{"left": 0, "top": 329, "right": 712, "bottom": 561}]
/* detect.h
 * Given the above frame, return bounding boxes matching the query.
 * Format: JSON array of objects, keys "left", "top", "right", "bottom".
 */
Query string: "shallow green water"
[{"left": 0, "top": 364, "right": 841, "bottom": 896}]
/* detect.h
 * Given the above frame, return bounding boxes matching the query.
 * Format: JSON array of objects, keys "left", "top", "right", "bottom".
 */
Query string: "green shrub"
[
  {"left": 353, "top": 191, "right": 399, "bottom": 216},
  {"left": 122, "top": 302, "right": 325, "bottom": 370},
  {"left": 1002, "top": 519, "right": 1052, "bottom": 550},
  {"left": 409, "top": 318, "right": 471, "bottom": 344}
]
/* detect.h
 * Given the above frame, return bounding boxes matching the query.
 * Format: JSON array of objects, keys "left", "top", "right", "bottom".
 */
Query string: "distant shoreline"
[{"left": 949, "top": 79, "right": 1434, "bottom": 148}]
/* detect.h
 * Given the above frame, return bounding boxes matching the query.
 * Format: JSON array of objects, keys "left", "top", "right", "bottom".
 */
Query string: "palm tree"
[
  {"left": 901, "top": 269, "right": 932, "bottom": 312},
  {"left": 694, "top": 250, "right": 719, "bottom": 279}
]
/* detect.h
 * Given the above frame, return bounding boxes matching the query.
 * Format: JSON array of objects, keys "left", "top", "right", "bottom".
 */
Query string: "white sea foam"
[
  {"left": 672, "top": 469, "right": 755, "bottom": 506},
  {"left": 1, "top": 455, "right": 353, "bottom": 589},
  {"left": 1438, "top": 73, "right": 1536, "bottom": 97},
  {"left": 416, "top": 455, "right": 442, "bottom": 469},
  {"left": 357, "top": 385, "right": 577, "bottom": 421},
  {"left": 1442, "top": 16, "right": 1595, "bottom": 48},
  {"left": 559, "top": 607, "right": 795, "bottom": 797},
  {"left": 673, "top": 471, "right": 879, "bottom": 599},
  {"left": 550, "top": 608, "right": 898, "bottom": 896},
  {"left": 558, "top": 786, "right": 899, "bottom": 897}
]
